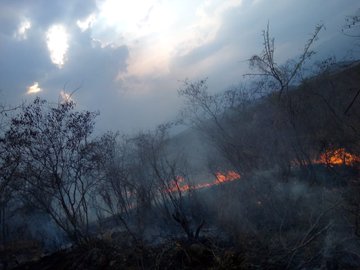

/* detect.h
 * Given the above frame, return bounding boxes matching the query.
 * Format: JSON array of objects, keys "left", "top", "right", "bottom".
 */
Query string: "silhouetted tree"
[
  {"left": 95, "top": 132, "right": 140, "bottom": 244},
  {"left": 0, "top": 102, "right": 20, "bottom": 244},
  {"left": 342, "top": 9, "right": 360, "bottom": 38},
  {"left": 2, "top": 98, "right": 100, "bottom": 244},
  {"left": 129, "top": 125, "right": 205, "bottom": 240},
  {"left": 249, "top": 23, "right": 324, "bottom": 97}
]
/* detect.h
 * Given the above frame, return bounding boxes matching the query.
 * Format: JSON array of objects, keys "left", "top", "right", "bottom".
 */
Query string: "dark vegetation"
[{"left": 0, "top": 19, "right": 360, "bottom": 269}]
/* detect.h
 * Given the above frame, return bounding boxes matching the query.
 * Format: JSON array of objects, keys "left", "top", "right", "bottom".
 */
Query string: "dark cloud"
[
  {"left": 42, "top": 27, "right": 128, "bottom": 92},
  {"left": 170, "top": 0, "right": 359, "bottom": 93},
  {"left": 0, "top": 0, "right": 100, "bottom": 101},
  {"left": 0, "top": 0, "right": 98, "bottom": 27},
  {"left": 0, "top": 27, "right": 53, "bottom": 102},
  {"left": 0, "top": 0, "right": 359, "bottom": 133}
]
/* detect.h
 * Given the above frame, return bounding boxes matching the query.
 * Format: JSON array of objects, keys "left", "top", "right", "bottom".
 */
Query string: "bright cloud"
[
  {"left": 0, "top": 0, "right": 357, "bottom": 133},
  {"left": 74, "top": 0, "right": 243, "bottom": 87},
  {"left": 27, "top": 82, "right": 42, "bottom": 94},
  {"left": 60, "top": 90, "right": 73, "bottom": 103},
  {"left": 46, "top": 25, "right": 69, "bottom": 68},
  {"left": 77, "top": 14, "right": 96, "bottom": 32},
  {"left": 15, "top": 19, "right": 31, "bottom": 40},
  {"left": 111, "top": 0, "right": 243, "bottom": 86},
  {"left": 97, "top": 0, "right": 174, "bottom": 39}
]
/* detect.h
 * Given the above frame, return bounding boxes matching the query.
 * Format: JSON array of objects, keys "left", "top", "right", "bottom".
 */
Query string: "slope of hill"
[{"left": 4, "top": 60, "right": 360, "bottom": 270}]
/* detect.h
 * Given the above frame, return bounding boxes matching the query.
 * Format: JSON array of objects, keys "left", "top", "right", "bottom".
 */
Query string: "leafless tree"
[
  {"left": 0, "top": 99, "right": 21, "bottom": 244},
  {"left": 1, "top": 97, "right": 100, "bottom": 244},
  {"left": 178, "top": 80, "right": 260, "bottom": 176},
  {"left": 126, "top": 125, "right": 205, "bottom": 241},
  {"left": 248, "top": 23, "right": 324, "bottom": 98},
  {"left": 94, "top": 132, "right": 141, "bottom": 244},
  {"left": 342, "top": 9, "right": 360, "bottom": 38}
]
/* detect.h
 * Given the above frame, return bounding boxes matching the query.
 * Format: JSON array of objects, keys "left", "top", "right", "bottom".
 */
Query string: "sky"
[{"left": 0, "top": 0, "right": 359, "bottom": 133}]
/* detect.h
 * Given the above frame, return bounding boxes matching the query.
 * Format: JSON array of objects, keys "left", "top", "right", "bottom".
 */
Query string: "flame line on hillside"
[
  {"left": 167, "top": 149, "right": 359, "bottom": 194},
  {"left": 167, "top": 171, "right": 241, "bottom": 193},
  {"left": 314, "top": 148, "right": 360, "bottom": 166}
]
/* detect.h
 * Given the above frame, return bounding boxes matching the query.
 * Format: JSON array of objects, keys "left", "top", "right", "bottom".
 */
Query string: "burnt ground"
[
  {"left": 8, "top": 237, "right": 245, "bottom": 270},
  {"left": 5, "top": 232, "right": 360, "bottom": 270}
]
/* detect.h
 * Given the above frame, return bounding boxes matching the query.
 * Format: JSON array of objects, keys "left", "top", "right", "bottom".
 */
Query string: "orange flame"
[
  {"left": 167, "top": 171, "right": 241, "bottom": 193},
  {"left": 315, "top": 148, "right": 360, "bottom": 166},
  {"left": 166, "top": 176, "right": 188, "bottom": 193},
  {"left": 214, "top": 171, "right": 240, "bottom": 183}
]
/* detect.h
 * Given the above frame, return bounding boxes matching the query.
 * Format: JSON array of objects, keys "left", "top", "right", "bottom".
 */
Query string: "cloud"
[
  {"left": 77, "top": 14, "right": 96, "bottom": 32},
  {"left": 46, "top": 25, "right": 69, "bottom": 68},
  {"left": 27, "top": 82, "right": 42, "bottom": 94},
  {"left": 14, "top": 19, "right": 31, "bottom": 40},
  {"left": 59, "top": 90, "right": 73, "bottom": 103},
  {"left": 0, "top": 28, "right": 53, "bottom": 103},
  {"left": 0, "top": 2, "right": 128, "bottom": 104},
  {"left": 112, "top": 0, "right": 244, "bottom": 92},
  {"left": 0, "top": 0, "right": 359, "bottom": 134}
]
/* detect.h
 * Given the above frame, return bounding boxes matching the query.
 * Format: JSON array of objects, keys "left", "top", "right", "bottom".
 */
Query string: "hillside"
[
  {"left": 170, "top": 59, "right": 360, "bottom": 181},
  {"left": 2, "top": 60, "right": 359, "bottom": 270}
]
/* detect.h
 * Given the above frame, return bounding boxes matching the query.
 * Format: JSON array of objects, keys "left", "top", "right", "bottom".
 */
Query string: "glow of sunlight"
[
  {"left": 27, "top": 82, "right": 42, "bottom": 94},
  {"left": 118, "top": 40, "right": 172, "bottom": 80},
  {"left": 115, "top": 0, "right": 243, "bottom": 85},
  {"left": 46, "top": 25, "right": 69, "bottom": 68},
  {"left": 15, "top": 19, "right": 31, "bottom": 40},
  {"left": 60, "top": 90, "right": 73, "bottom": 103},
  {"left": 77, "top": 14, "right": 96, "bottom": 32},
  {"left": 98, "top": 0, "right": 174, "bottom": 40}
]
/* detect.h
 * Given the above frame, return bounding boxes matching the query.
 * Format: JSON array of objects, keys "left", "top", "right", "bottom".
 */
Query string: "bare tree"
[
  {"left": 2, "top": 97, "right": 100, "bottom": 244},
  {"left": 178, "top": 79, "right": 266, "bottom": 175},
  {"left": 126, "top": 125, "right": 205, "bottom": 241},
  {"left": 248, "top": 23, "right": 323, "bottom": 97},
  {"left": 0, "top": 99, "right": 21, "bottom": 244},
  {"left": 95, "top": 132, "right": 141, "bottom": 244},
  {"left": 342, "top": 9, "right": 360, "bottom": 38}
]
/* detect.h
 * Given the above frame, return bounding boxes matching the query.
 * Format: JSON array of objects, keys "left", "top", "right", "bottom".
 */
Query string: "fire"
[
  {"left": 166, "top": 148, "right": 359, "bottom": 194},
  {"left": 315, "top": 148, "right": 360, "bottom": 166},
  {"left": 167, "top": 171, "right": 241, "bottom": 193},
  {"left": 215, "top": 171, "right": 240, "bottom": 183}
]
